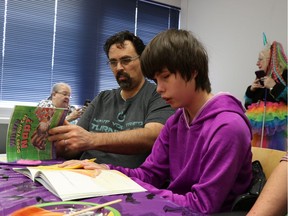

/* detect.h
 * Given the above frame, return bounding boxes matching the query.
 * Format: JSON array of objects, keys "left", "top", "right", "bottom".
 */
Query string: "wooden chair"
[
  {"left": 231, "top": 147, "right": 286, "bottom": 212},
  {"left": 251, "top": 147, "right": 286, "bottom": 178}
]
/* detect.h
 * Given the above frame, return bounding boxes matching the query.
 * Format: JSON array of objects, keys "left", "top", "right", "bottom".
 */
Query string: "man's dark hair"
[
  {"left": 141, "top": 29, "right": 211, "bottom": 92},
  {"left": 103, "top": 30, "right": 145, "bottom": 57}
]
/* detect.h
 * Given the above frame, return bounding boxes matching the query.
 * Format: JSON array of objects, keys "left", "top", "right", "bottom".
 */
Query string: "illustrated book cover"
[
  {"left": 13, "top": 165, "right": 146, "bottom": 201},
  {"left": 6, "top": 105, "right": 68, "bottom": 162}
]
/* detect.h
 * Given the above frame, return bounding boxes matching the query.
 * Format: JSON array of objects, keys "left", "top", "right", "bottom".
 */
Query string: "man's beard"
[{"left": 116, "top": 71, "right": 133, "bottom": 90}]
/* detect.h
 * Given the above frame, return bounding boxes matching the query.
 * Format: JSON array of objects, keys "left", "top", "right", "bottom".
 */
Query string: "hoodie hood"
[{"left": 184, "top": 92, "right": 252, "bottom": 137}]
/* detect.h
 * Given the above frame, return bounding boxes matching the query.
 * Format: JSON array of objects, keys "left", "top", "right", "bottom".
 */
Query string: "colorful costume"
[{"left": 245, "top": 41, "right": 287, "bottom": 151}]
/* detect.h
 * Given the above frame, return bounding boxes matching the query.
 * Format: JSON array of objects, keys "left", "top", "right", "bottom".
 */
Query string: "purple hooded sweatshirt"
[{"left": 110, "top": 93, "right": 253, "bottom": 214}]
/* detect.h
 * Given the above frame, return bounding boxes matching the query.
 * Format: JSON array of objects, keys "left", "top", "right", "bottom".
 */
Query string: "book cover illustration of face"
[{"left": 31, "top": 108, "right": 55, "bottom": 150}]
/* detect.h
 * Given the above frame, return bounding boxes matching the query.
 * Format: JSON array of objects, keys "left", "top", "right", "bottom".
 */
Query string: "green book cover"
[{"left": 6, "top": 105, "right": 68, "bottom": 162}]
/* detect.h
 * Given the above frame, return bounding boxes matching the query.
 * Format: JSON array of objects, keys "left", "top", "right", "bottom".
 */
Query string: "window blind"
[{"left": 0, "top": 0, "right": 179, "bottom": 105}]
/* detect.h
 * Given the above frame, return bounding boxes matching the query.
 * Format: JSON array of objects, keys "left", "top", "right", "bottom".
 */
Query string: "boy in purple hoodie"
[{"left": 60, "top": 29, "right": 253, "bottom": 214}]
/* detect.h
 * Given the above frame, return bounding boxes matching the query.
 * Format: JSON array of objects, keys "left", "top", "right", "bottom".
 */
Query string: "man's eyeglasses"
[
  {"left": 56, "top": 91, "right": 72, "bottom": 98},
  {"left": 107, "top": 55, "right": 139, "bottom": 68}
]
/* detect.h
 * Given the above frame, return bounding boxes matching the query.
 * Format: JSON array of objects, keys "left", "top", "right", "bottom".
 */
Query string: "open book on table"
[{"left": 13, "top": 165, "right": 146, "bottom": 201}]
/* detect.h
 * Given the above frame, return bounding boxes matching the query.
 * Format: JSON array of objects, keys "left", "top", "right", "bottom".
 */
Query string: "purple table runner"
[{"left": 0, "top": 162, "right": 200, "bottom": 216}]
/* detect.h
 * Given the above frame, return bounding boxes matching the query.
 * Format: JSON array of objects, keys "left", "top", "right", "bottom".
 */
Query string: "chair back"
[
  {"left": 231, "top": 147, "right": 286, "bottom": 212},
  {"left": 252, "top": 147, "right": 286, "bottom": 178}
]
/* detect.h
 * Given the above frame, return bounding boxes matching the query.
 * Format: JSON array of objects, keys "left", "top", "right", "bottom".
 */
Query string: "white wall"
[
  {"left": 156, "top": 0, "right": 181, "bottom": 7},
  {"left": 180, "top": 0, "right": 287, "bottom": 103}
]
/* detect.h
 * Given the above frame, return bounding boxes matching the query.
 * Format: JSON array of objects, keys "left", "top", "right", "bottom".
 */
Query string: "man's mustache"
[{"left": 116, "top": 71, "right": 130, "bottom": 80}]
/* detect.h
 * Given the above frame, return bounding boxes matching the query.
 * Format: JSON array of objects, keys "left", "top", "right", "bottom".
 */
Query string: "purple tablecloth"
[{"left": 0, "top": 161, "right": 200, "bottom": 216}]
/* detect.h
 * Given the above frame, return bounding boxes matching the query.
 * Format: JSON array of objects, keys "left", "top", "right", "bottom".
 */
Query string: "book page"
[
  {"left": 13, "top": 167, "right": 43, "bottom": 181},
  {"left": 36, "top": 169, "right": 146, "bottom": 201},
  {"left": 0, "top": 154, "right": 7, "bottom": 162}
]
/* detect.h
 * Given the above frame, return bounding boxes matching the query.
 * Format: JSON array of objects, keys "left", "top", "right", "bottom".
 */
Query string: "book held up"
[{"left": 6, "top": 105, "right": 68, "bottom": 162}]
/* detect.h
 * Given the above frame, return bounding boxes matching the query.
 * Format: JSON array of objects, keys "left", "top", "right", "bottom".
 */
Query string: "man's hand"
[
  {"left": 48, "top": 124, "right": 94, "bottom": 158},
  {"left": 49, "top": 121, "right": 164, "bottom": 158}
]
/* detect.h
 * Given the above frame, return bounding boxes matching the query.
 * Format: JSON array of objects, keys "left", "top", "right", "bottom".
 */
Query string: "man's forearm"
[{"left": 88, "top": 123, "right": 163, "bottom": 154}]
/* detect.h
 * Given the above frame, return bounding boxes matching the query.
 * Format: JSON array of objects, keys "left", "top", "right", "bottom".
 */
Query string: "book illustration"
[
  {"left": 6, "top": 106, "right": 68, "bottom": 162},
  {"left": 31, "top": 108, "right": 56, "bottom": 150}
]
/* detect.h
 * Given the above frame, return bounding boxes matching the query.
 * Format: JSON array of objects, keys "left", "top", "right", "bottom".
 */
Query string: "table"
[
  {"left": 0, "top": 160, "right": 200, "bottom": 216},
  {"left": 0, "top": 160, "right": 247, "bottom": 216}
]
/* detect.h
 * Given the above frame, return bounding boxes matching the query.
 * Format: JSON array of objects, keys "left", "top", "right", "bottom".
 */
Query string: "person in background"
[
  {"left": 244, "top": 41, "right": 287, "bottom": 151},
  {"left": 38, "top": 82, "right": 84, "bottom": 123},
  {"left": 66, "top": 105, "right": 82, "bottom": 124},
  {"left": 48, "top": 31, "right": 174, "bottom": 168},
  {"left": 59, "top": 29, "right": 253, "bottom": 214},
  {"left": 247, "top": 153, "right": 287, "bottom": 216}
]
